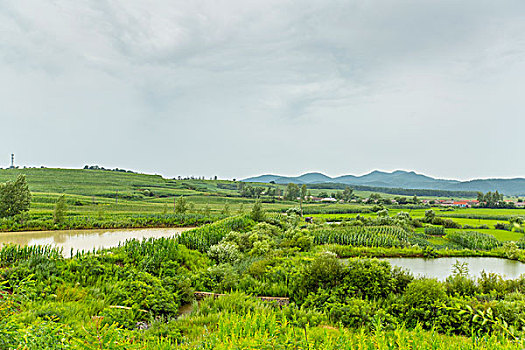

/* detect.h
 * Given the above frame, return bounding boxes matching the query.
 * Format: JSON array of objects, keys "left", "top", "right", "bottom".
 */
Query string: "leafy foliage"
[
  {"left": 0, "top": 174, "right": 31, "bottom": 218},
  {"left": 176, "top": 215, "right": 255, "bottom": 252},
  {"left": 446, "top": 231, "right": 501, "bottom": 250}
]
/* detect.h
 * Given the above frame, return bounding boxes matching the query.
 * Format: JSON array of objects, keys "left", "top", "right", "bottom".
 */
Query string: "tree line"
[
  {"left": 306, "top": 183, "right": 478, "bottom": 198},
  {"left": 237, "top": 182, "right": 281, "bottom": 198},
  {"left": 476, "top": 191, "right": 517, "bottom": 208}
]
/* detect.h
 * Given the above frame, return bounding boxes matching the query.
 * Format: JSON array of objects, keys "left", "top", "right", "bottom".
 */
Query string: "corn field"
[
  {"left": 312, "top": 226, "right": 410, "bottom": 248},
  {"left": 446, "top": 231, "right": 501, "bottom": 250},
  {"left": 425, "top": 226, "right": 445, "bottom": 235},
  {"left": 0, "top": 244, "right": 63, "bottom": 266},
  {"left": 176, "top": 215, "right": 255, "bottom": 252}
]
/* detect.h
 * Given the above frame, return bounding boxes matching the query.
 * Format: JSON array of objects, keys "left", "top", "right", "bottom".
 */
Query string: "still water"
[
  {"left": 384, "top": 257, "right": 525, "bottom": 280},
  {"left": 0, "top": 227, "right": 191, "bottom": 257}
]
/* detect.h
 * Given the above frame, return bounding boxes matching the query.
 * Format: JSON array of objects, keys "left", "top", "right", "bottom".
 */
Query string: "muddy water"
[
  {"left": 385, "top": 257, "right": 525, "bottom": 280},
  {"left": 0, "top": 227, "right": 192, "bottom": 257}
]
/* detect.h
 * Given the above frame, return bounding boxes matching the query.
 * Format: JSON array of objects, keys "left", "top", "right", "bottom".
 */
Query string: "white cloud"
[{"left": 1, "top": 0, "right": 525, "bottom": 179}]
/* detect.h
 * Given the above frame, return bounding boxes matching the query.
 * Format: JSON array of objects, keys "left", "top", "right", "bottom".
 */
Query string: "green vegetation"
[
  {"left": 4, "top": 168, "right": 525, "bottom": 347},
  {"left": 446, "top": 231, "right": 502, "bottom": 250},
  {"left": 425, "top": 226, "right": 445, "bottom": 235},
  {"left": 53, "top": 195, "right": 67, "bottom": 224},
  {"left": 313, "top": 226, "right": 410, "bottom": 247},
  {"left": 0, "top": 174, "right": 31, "bottom": 218},
  {"left": 3, "top": 218, "right": 525, "bottom": 348},
  {"left": 176, "top": 216, "right": 255, "bottom": 252}
]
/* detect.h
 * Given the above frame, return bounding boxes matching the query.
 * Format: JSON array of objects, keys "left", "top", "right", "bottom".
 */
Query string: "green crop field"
[
  {"left": 450, "top": 228, "right": 524, "bottom": 242},
  {"left": 0, "top": 168, "right": 297, "bottom": 216}
]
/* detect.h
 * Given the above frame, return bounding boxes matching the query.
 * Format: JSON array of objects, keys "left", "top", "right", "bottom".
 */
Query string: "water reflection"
[
  {"left": 0, "top": 227, "right": 191, "bottom": 257},
  {"left": 384, "top": 257, "right": 525, "bottom": 280}
]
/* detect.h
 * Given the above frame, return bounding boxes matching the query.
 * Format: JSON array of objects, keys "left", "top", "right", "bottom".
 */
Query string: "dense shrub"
[
  {"left": 328, "top": 298, "right": 373, "bottom": 328},
  {"left": 340, "top": 259, "right": 395, "bottom": 299},
  {"left": 208, "top": 242, "right": 241, "bottom": 264},
  {"left": 108, "top": 273, "right": 179, "bottom": 318},
  {"left": 402, "top": 279, "right": 447, "bottom": 327}
]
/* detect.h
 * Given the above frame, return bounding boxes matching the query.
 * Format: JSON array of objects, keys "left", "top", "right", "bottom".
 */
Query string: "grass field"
[
  {"left": 0, "top": 168, "right": 295, "bottom": 216},
  {"left": 0, "top": 168, "right": 441, "bottom": 220}
]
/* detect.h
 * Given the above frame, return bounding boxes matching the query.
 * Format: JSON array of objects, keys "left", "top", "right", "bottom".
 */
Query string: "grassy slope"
[
  {"left": 0, "top": 168, "right": 297, "bottom": 216},
  {"left": 0, "top": 168, "right": 237, "bottom": 197}
]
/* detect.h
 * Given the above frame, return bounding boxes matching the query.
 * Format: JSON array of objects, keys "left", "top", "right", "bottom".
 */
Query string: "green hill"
[{"left": 0, "top": 168, "right": 239, "bottom": 200}]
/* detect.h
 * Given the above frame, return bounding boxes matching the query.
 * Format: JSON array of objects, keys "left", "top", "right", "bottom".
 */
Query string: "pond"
[
  {"left": 384, "top": 257, "right": 525, "bottom": 280},
  {"left": 0, "top": 227, "right": 191, "bottom": 257}
]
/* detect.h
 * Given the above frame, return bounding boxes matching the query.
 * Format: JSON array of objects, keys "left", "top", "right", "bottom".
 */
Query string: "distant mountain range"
[{"left": 242, "top": 170, "right": 525, "bottom": 195}]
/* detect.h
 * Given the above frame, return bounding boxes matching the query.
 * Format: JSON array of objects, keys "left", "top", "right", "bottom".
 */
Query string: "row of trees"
[
  {"left": 175, "top": 175, "right": 219, "bottom": 181},
  {"left": 284, "top": 183, "right": 304, "bottom": 201},
  {"left": 173, "top": 196, "right": 253, "bottom": 217},
  {"left": 83, "top": 165, "right": 136, "bottom": 173},
  {"left": 477, "top": 191, "right": 506, "bottom": 208},
  {"left": 237, "top": 183, "right": 281, "bottom": 198},
  {"left": 306, "top": 182, "right": 478, "bottom": 198},
  {"left": 367, "top": 194, "right": 421, "bottom": 205},
  {"left": 284, "top": 183, "right": 355, "bottom": 202}
]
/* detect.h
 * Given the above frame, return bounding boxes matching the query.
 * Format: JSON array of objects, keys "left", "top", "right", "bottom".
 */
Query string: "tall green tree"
[
  {"left": 221, "top": 202, "right": 231, "bottom": 216},
  {"left": 250, "top": 200, "right": 266, "bottom": 222},
  {"left": 0, "top": 175, "right": 31, "bottom": 218},
  {"left": 369, "top": 193, "right": 381, "bottom": 201},
  {"left": 237, "top": 203, "right": 245, "bottom": 215},
  {"left": 203, "top": 203, "right": 211, "bottom": 216},
  {"left": 301, "top": 184, "right": 307, "bottom": 200},
  {"left": 53, "top": 195, "right": 67, "bottom": 224},
  {"left": 284, "top": 183, "right": 300, "bottom": 201},
  {"left": 174, "top": 196, "right": 188, "bottom": 214},
  {"left": 342, "top": 186, "right": 354, "bottom": 202}
]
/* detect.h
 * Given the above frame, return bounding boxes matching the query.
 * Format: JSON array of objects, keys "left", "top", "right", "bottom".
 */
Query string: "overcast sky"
[{"left": 1, "top": 1, "right": 525, "bottom": 180}]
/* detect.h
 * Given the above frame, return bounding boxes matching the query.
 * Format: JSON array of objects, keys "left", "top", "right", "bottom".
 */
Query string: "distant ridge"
[{"left": 242, "top": 170, "right": 525, "bottom": 195}]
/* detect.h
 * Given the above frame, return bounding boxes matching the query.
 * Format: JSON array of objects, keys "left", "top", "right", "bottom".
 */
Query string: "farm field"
[
  {"left": 415, "top": 227, "right": 524, "bottom": 242},
  {"left": 312, "top": 208, "right": 525, "bottom": 221}
]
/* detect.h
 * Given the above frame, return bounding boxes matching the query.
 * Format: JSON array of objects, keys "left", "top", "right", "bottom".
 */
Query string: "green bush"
[
  {"left": 108, "top": 272, "right": 179, "bottom": 318},
  {"left": 340, "top": 258, "right": 395, "bottom": 299},
  {"left": 403, "top": 279, "right": 447, "bottom": 327},
  {"left": 328, "top": 298, "right": 373, "bottom": 328}
]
